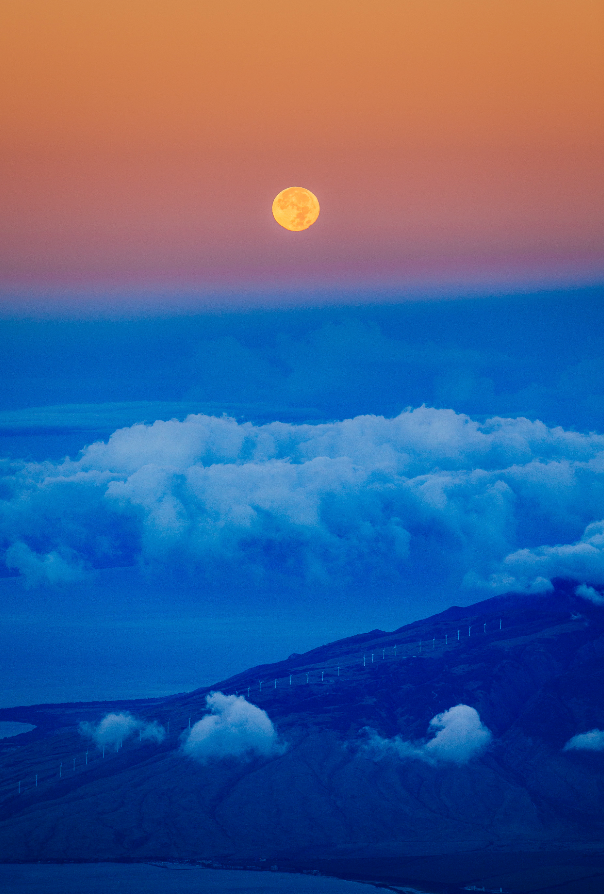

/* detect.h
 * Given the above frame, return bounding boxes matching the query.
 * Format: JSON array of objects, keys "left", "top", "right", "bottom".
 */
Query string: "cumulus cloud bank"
[
  {"left": 366, "top": 704, "right": 492, "bottom": 765},
  {"left": 1, "top": 408, "right": 604, "bottom": 598},
  {"left": 472, "top": 520, "right": 604, "bottom": 595},
  {"left": 181, "top": 692, "right": 285, "bottom": 763},
  {"left": 563, "top": 729, "right": 604, "bottom": 752},
  {"left": 79, "top": 712, "right": 165, "bottom": 751}
]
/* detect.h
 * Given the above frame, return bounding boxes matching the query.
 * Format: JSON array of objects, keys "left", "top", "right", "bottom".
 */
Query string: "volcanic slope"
[{"left": 1, "top": 581, "right": 604, "bottom": 893}]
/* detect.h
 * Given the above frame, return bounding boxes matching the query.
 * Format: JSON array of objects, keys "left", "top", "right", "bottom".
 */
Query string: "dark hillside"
[{"left": 1, "top": 581, "right": 603, "bottom": 893}]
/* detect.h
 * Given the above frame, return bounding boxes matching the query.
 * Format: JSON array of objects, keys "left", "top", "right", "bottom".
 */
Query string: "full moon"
[{"left": 272, "top": 187, "right": 320, "bottom": 231}]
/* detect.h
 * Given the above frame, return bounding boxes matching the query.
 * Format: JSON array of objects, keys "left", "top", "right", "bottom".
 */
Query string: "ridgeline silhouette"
[{"left": 1, "top": 579, "right": 603, "bottom": 893}]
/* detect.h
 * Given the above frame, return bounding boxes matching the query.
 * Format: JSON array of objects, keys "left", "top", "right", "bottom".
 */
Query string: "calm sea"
[
  {"left": 0, "top": 722, "right": 36, "bottom": 739},
  {"left": 0, "top": 864, "right": 426, "bottom": 894}
]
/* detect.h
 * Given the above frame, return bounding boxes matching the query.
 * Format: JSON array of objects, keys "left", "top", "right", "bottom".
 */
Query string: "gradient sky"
[{"left": 1, "top": 0, "right": 603, "bottom": 310}]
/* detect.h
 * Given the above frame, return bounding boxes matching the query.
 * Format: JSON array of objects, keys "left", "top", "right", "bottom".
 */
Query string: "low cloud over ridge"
[
  {"left": 181, "top": 692, "right": 284, "bottom": 763},
  {"left": 1, "top": 408, "right": 604, "bottom": 602},
  {"left": 79, "top": 712, "right": 165, "bottom": 751},
  {"left": 366, "top": 704, "right": 492, "bottom": 765},
  {"left": 564, "top": 729, "right": 604, "bottom": 752}
]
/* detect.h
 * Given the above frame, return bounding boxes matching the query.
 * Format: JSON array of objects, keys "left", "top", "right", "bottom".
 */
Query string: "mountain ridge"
[{"left": 1, "top": 582, "right": 603, "bottom": 893}]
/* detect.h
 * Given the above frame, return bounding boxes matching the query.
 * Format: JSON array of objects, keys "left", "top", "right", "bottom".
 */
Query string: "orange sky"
[{"left": 1, "top": 0, "right": 602, "bottom": 309}]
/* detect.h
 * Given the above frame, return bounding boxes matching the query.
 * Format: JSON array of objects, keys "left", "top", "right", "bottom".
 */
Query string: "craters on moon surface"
[{"left": 272, "top": 187, "right": 320, "bottom": 231}]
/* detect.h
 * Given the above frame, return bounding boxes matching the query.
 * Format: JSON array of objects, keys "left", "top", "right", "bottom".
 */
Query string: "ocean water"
[
  {"left": 0, "top": 722, "right": 35, "bottom": 739},
  {"left": 0, "top": 864, "right": 401, "bottom": 894}
]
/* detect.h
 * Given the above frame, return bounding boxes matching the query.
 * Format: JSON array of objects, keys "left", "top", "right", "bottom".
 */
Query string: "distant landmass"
[{"left": 1, "top": 580, "right": 603, "bottom": 894}]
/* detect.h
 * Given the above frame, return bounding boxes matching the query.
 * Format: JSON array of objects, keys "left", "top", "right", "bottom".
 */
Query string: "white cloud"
[
  {"left": 138, "top": 720, "right": 166, "bottom": 743},
  {"left": 423, "top": 705, "right": 493, "bottom": 763},
  {"left": 474, "top": 520, "right": 604, "bottom": 595},
  {"left": 1, "top": 408, "right": 603, "bottom": 597},
  {"left": 79, "top": 712, "right": 165, "bottom": 751},
  {"left": 576, "top": 583, "right": 604, "bottom": 606},
  {"left": 181, "top": 692, "right": 285, "bottom": 763},
  {"left": 5, "top": 541, "right": 84, "bottom": 587},
  {"left": 563, "top": 729, "right": 604, "bottom": 752},
  {"left": 366, "top": 704, "right": 492, "bottom": 765}
]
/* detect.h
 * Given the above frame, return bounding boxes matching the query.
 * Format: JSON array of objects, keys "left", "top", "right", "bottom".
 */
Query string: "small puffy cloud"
[
  {"left": 79, "top": 712, "right": 165, "bottom": 751},
  {"left": 138, "top": 720, "right": 166, "bottom": 743},
  {"left": 563, "top": 729, "right": 604, "bottom": 752},
  {"left": 5, "top": 541, "right": 85, "bottom": 588},
  {"left": 181, "top": 692, "right": 285, "bottom": 763},
  {"left": 366, "top": 704, "right": 492, "bottom": 765},
  {"left": 576, "top": 583, "right": 604, "bottom": 606},
  {"left": 423, "top": 705, "right": 493, "bottom": 763}
]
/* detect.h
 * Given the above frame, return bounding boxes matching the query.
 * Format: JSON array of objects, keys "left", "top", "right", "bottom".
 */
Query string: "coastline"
[{"left": 0, "top": 861, "right": 438, "bottom": 894}]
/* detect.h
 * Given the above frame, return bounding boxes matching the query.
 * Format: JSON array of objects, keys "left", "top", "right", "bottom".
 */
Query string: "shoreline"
[{"left": 0, "top": 861, "right": 440, "bottom": 894}]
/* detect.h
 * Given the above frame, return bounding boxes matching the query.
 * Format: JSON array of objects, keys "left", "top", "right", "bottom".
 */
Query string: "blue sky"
[{"left": 1, "top": 287, "right": 603, "bottom": 706}]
